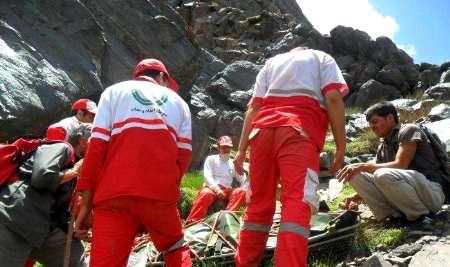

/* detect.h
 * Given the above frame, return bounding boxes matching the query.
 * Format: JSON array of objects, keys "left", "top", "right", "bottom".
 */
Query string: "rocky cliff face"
[
  {"left": 1, "top": 0, "right": 449, "bottom": 168},
  {"left": 0, "top": 0, "right": 201, "bottom": 139}
]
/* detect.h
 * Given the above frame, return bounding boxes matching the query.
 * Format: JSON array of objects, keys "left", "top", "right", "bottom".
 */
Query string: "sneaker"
[
  {"left": 382, "top": 215, "right": 407, "bottom": 228},
  {"left": 407, "top": 214, "right": 434, "bottom": 230}
]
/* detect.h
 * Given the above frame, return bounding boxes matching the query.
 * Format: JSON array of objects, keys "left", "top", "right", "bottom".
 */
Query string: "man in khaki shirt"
[{"left": 338, "top": 101, "right": 448, "bottom": 224}]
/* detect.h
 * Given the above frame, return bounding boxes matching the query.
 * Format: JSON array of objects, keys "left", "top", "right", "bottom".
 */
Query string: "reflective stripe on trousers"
[
  {"left": 241, "top": 222, "right": 271, "bottom": 232},
  {"left": 279, "top": 222, "right": 309, "bottom": 239}
]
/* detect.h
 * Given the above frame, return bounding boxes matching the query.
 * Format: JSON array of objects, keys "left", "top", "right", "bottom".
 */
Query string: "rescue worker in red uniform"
[
  {"left": 186, "top": 136, "right": 248, "bottom": 224},
  {"left": 46, "top": 99, "right": 97, "bottom": 141},
  {"left": 75, "top": 59, "right": 192, "bottom": 267},
  {"left": 233, "top": 47, "right": 348, "bottom": 266}
]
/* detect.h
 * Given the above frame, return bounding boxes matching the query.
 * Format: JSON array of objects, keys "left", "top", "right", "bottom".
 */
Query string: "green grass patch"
[
  {"left": 181, "top": 187, "right": 198, "bottom": 204},
  {"left": 181, "top": 171, "right": 204, "bottom": 190},
  {"left": 309, "top": 257, "right": 337, "bottom": 267},
  {"left": 179, "top": 187, "right": 198, "bottom": 219},
  {"left": 360, "top": 225, "right": 407, "bottom": 250},
  {"left": 328, "top": 184, "right": 356, "bottom": 212},
  {"left": 322, "top": 141, "right": 336, "bottom": 154},
  {"left": 178, "top": 171, "right": 204, "bottom": 218},
  {"left": 346, "top": 130, "right": 378, "bottom": 157}
]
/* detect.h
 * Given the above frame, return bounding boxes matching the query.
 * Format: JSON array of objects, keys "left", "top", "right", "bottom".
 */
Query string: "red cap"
[
  {"left": 133, "top": 58, "right": 179, "bottom": 92},
  {"left": 217, "top": 136, "right": 233, "bottom": 147},
  {"left": 71, "top": 99, "right": 98, "bottom": 114}
]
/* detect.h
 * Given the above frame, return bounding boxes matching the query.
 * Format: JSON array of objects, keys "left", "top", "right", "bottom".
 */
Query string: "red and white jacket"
[
  {"left": 46, "top": 116, "right": 80, "bottom": 141},
  {"left": 77, "top": 80, "right": 192, "bottom": 204},
  {"left": 248, "top": 49, "right": 349, "bottom": 151}
]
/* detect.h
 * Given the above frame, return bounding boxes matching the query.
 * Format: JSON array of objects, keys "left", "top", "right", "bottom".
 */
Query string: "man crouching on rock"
[
  {"left": 0, "top": 123, "right": 92, "bottom": 267},
  {"left": 337, "top": 101, "right": 448, "bottom": 225}
]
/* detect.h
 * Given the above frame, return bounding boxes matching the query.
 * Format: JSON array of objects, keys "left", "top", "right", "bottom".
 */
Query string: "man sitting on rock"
[
  {"left": 186, "top": 136, "right": 248, "bottom": 224},
  {"left": 337, "top": 101, "right": 448, "bottom": 225}
]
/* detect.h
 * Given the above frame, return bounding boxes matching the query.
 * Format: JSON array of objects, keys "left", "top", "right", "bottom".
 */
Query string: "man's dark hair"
[
  {"left": 68, "top": 123, "right": 92, "bottom": 147},
  {"left": 365, "top": 101, "right": 399, "bottom": 123}
]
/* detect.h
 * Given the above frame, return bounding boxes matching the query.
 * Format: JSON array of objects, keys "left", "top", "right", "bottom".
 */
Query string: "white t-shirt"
[
  {"left": 250, "top": 48, "right": 348, "bottom": 108},
  {"left": 203, "top": 154, "right": 247, "bottom": 190}
]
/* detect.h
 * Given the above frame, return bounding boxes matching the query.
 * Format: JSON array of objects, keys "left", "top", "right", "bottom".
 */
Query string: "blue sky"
[{"left": 297, "top": 0, "right": 449, "bottom": 65}]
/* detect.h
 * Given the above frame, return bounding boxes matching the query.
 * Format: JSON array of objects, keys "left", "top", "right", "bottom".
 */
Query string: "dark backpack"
[
  {"left": 418, "top": 124, "right": 450, "bottom": 183},
  {"left": 0, "top": 139, "right": 68, "bottom": 186}
]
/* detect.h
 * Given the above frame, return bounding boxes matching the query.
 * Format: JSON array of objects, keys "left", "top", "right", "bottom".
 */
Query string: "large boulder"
[
  {"left": 190, "top": 105, "right": 245, "bottom": 169},
  {"left": 335, "top": 55, "right": 356, "bottom": 71},
  {"left": 424, "top": 119, "right": 450, "bottom": 154},
  {"left": 0, "top": 1, "right": 105, "bottom": 139},
  {"left": 367, "top": 37, "right": 397, "bottom": 67},
  {"left": 266, "top": 23, "right": 331, "bottom": 57},
  {"left": 205, "top": 61, "right": 261, "bottom": 108},
  {"left": 194, "top": 49, "right": 227, "bottom": 88},
  {"left": 180, "top": 0, "right": 311, "bottom": 64},
  {"left": 427, "top": 103, "right": 450, "bottom": 121},
  {"left": 79, "top": 0, "right": 202, "bottom": 98},
  {"left": 398, "top": 63, "right": 419, "bottom": 89},
  {"left": 229, "top": 90, "right": 253, "bottom": 108},
  {"left": 362, "top": 253, "right": 392, "bottom": 267},
  {"left": 215, "top": 110, "right": 245, "bottom": 140},
  {"left": 190, "top": 60, "right": 261, "bottom": 168},
  {"left": 356, "top": 62, "right": 380, "bottom": 85},
  {"left": 440, "top": 69, "right": 450, "bottom": 83},
  {"left": 375, "top": 65, "right": 405, "bottom": 88},
  {"left": 390, "top": 99, "right": 419, "bottom": 111},
  {"left": 330, "top": 26, "right": 371, "bottom": 57},
  {"left": 191, "top": 110, "right": 218, "bottom": 169},
  {"left": 345, "top": 113, "right": 370, "bottom": 139},
  {"left": 390, "top": 99, "right": 420, "bottom": 121},
  {"left": 0, "top": 21, "right": 80, "bottom": 139},
  {"left": 0, "top": 0, "right": 202, "bottom": 141},
  {"left": 275, "top": 0, "right": 313, "bottom": 26},
  {"left": 424, "top": 83, "right": 450, "bottom": 100},
  {"left": 415, "top": 69, "right": 441, "bottom": 92},
  {"left": 241, "top": 11, "right": 283, "bottom": 40},
  {"left": 353, "top": 79, "right": 401, "bottom": 109},
  {"left": 409, "top": 243, "right": 450, "bottom": 267},
  {"left": 440, "top": 61, "right": 450, "bottom": 72},
  {"left": 391, "top": 49, "right": 414, "bottom": 65}
]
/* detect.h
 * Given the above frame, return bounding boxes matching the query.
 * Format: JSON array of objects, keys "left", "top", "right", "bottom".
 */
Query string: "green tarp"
[{"left": 128, "top": 210, "right": 360, "bottom": 266}]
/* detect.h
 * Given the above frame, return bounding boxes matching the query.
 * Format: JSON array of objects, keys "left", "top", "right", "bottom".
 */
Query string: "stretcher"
[{"left": 127, "top": 209, "right": 360, "bottom": 266}]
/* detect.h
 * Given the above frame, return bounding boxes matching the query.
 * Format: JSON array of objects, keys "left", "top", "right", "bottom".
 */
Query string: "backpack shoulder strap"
[
  {"left": 418, "top": 123, "right": 450, "bottom": 176},
  {"left": 41, "top": 139, "right": 76, "bottom": 165}
]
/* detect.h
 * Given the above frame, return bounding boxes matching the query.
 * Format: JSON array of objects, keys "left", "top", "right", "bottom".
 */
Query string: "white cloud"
[
  {"left": 397, "top": 44, "right": 417, "bottom": 57},
  {"left": 297, "top": 0, "right": 399, "bottom": 40}
]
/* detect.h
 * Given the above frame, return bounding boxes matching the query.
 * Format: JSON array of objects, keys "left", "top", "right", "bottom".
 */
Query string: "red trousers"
[
  {"left": 186, "top": 185, "right": 246, "bottom": 223},
  {"left": 90, "top": 196, "right": 192, "bottom": 267},
  {"left": 235, "top": 127, "right": 319, "bottom": 267},
  {"left": 24, "top": 259, "right": 34, "bottom": 267}
]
